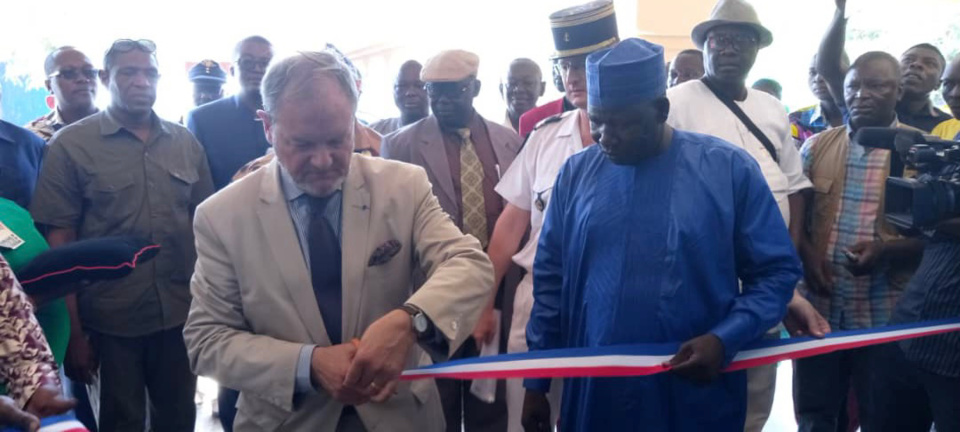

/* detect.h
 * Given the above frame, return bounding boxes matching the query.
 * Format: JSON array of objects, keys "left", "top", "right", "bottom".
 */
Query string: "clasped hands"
[{"left": 310, "top": 309, "right": 417, "bottom": 405}]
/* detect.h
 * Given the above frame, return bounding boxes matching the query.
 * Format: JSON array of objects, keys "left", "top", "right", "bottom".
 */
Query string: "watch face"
[{"left": 414, "top": 313, "right": 429, "bottom": 333}]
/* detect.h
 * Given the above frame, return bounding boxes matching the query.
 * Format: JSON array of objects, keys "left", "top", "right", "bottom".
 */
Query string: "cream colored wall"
[{"left": 632, "top": 0, "right": 715, "bottom": 61}]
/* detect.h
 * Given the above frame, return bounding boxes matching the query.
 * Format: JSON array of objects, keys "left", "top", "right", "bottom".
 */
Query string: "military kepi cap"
[
  {"left": 549, "top": 0, "right": 619, "bottom": 59},
  {"left": 189, "top": 59, "right": 227, "bottom": 84},
  {"left": 421, "top": 50, "right": 480, "bottom": 82},
  {"left": 587, "top": 38, "right": 666, "bottom": 109}
]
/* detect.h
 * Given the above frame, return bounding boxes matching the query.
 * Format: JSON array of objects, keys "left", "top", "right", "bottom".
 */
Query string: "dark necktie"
[{"left": 308, "top": 196, "right": 342, "bottom": 345}]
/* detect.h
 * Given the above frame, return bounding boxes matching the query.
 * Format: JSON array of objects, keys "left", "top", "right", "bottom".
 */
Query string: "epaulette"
[
  {"left": 519, "top": 114, "right": 565, "bottom": 153},
  {"left": 533, "top": 114, "right": 564, "bottom": 131}
]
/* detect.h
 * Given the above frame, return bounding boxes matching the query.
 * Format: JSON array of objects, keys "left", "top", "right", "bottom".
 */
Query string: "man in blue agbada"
[{"left": 520, "top": 38, "right": 803, "bottom": 431}]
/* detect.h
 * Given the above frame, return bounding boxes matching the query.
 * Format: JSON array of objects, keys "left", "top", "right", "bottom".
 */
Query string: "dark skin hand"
[
  {"left": 24, "top": 385, "right": 76, "bottom": 418},
  {"left": 844, "top": 239, "right": 924, "bottom": 276},
  {"left": 665, "top": 333, "right": 725, "bottom": 384},
  {"left": 843, "top": 240, "right": 885, "bottom": 276},
  {"left": 0, "top": 396, "right": 39, "bottom": 432},
  {"left": 800, "top": 238, "right": 835, "bottom": 295},
  {"left": 521, "top": 390, "right": 551, "bottom": 432}
]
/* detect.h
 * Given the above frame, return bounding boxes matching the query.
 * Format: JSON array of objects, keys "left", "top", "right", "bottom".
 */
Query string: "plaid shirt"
[{"left": 801, "top": 125, "right": 904, "bottom": 330}]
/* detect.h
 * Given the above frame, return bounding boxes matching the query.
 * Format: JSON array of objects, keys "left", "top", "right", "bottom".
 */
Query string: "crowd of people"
[{"left": 0, "top": 0, "right": 958, "bottom": 431}]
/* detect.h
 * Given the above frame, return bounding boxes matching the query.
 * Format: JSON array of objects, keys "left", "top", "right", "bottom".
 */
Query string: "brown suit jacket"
[{"left": 380, "top": 115, "right": 523, "bottom": 225}]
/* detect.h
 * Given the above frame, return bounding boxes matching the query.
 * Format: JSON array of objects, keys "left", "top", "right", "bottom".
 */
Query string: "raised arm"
[{"left": 817, "top": 0, "right": 849, "bottom": 109}]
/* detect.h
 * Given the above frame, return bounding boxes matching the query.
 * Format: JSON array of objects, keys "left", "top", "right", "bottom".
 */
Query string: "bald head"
[
  {"left": 941, "top": 56, "right": 960, "bottom": 118},
  {"left": 669, "top": 50, "right": 703, "bottom": 87},
  {"left": 233, "top": 35, "right": 272, "bottom": 60},
  {"left": 398, "top": 60, "right": 422, "bottom": 81},
  {"left": 393, "top": 60, "right": 428, "bottom": 123},
  {"left": 233, "top": 36, "right": 274, "bottom": 97},
  {"left": 501, "top": 58, "right": 545, "bottom": 122},
  {"left": 44, "top": 46, "right": 97, "bottom": 112}
]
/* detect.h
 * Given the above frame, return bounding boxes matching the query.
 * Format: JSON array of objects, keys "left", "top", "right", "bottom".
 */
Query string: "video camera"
[{"left": 853, "top": 127, "right": 960, "bottom": 231}]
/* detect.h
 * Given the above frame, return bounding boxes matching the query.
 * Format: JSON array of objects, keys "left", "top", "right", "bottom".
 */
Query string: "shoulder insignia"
[{"left": 533, "top": 114, "right": 564, "bottom": 131}]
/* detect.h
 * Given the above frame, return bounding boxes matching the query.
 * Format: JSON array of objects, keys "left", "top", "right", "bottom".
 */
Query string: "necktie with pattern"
[{"left": 458, "top": 128, "right": 488, "bottom": 248}]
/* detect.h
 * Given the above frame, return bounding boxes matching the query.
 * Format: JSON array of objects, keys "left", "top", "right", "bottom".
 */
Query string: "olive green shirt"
[{"left": 30, "top": 109, "right": 214, "bottom": 337}]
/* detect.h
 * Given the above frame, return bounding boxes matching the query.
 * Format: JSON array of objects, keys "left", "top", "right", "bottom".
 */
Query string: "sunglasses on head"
[
  {"left": 48, "top": 68, "right": 99, "bottom": 80},
  {"left": 108, "top": 39, "right": 157, "bottom": 56}
]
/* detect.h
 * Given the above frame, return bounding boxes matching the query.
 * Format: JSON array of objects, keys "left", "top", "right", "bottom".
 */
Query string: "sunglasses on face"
[
  {"left": 237, "top": 57, "right": 271, "bottom": 72},
  {"left": 706, "top": 34, "right": 758, "bottom": 51},
  {"left": 425, "top": 80, "right": 473, "bottom": 98},
  {"left": 49, "top": 68, "right": 99, "bottom": 80},
  {"left": 108, "top": 39, "right": 157, "bottom": 56}
]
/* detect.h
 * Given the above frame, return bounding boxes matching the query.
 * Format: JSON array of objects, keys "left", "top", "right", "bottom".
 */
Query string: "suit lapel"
[
  {"left": 417, "top": 117, "right": 457, "bottom": 208},
  {"left": 256, "top": 161, "right": 330, "bottom": 345},
  {"left": 485, "top": 118, "right": 520, "bottom": 175},
  {"left": 341, "top": 158, "right": 370, "bottom": 340}
]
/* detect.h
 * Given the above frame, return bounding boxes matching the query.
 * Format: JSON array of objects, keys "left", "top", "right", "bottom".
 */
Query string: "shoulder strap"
[{"left": 700, "top": 78, "right": 779, "bottom": 163}]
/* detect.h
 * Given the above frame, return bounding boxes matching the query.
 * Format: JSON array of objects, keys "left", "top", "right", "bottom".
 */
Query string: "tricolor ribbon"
[
  {"left": 0, "top": 414, "right": 88, "bottom": 432},
  {"left": 401, "top": 318, "right": 960, "bottom": 381}
]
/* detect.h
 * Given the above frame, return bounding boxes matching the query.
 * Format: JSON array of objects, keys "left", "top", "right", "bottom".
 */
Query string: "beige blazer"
[{"left": 184, "top": 155, "right": 493, "bottom": 432}]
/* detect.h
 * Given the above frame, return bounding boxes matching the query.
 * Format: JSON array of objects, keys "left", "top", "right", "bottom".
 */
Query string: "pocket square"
[{"left": 368, "top": 239, "right": 402, "bottom": 267}]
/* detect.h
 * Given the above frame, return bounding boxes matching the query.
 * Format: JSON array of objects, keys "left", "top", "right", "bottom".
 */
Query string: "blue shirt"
[
  {"left": 0, "top": 119, "right": 46, "bottom": 208},
  {"left": 525, "top": 130, "right": 801, "bottom": 431},
  {"left": 186, "top": 95, "right": 271, "bottom": 190},
  {"left": 277, "top": 165, "right": 343, "bottom": 394}
]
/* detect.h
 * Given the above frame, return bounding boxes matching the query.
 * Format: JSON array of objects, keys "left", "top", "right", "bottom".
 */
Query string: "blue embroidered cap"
[{"left": 587, "top": 38, "right": 666, "bottom": 109}]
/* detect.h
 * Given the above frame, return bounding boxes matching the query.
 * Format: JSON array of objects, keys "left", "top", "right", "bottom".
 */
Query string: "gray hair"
[{"left": 261, "top": 51, "right": 359, "bottom": 122}]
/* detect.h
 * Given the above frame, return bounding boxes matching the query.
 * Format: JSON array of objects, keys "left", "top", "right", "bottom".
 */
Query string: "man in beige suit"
[{"left": 183, "top": 51, "right": 493, "bottom": 432}]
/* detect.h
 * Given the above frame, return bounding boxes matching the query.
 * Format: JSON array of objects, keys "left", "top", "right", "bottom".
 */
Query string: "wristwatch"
[{"left": 400, "top": 304, "right": 429, "bottom": 337}]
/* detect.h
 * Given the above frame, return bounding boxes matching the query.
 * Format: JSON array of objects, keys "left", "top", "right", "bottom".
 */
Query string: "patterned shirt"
[
  {"left": 24, "top": 110, "right": 67, "bottom": 142},
  {"left": 0, "top": 254, "right": 59, "bottom": 408},
  {"left": 789, "top": 104, "right": 830, "bottom": 147},
  {"left": 801, "top": 126, "right": 901, "bottom": 329}
]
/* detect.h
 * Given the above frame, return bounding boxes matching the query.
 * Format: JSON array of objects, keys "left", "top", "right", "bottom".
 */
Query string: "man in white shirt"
[{"left": 666, "top": 1, "right": 814, "bottom": 431}]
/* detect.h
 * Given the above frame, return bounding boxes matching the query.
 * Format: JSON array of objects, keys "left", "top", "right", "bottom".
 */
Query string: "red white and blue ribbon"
[
  {"left": 0, "top": 415, "right": 88, "bottom": 432},
  {"left": 401, "top": 318, "right": 960, "bottom": 381}
]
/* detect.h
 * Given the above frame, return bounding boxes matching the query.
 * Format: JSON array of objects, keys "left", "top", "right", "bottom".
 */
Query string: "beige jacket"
[{"left": 184, "top": 155, "right": 493, "bottom": 431}]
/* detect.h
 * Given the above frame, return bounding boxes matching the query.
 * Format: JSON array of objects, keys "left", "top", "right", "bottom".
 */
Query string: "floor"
[{"left": 193, "top": 363, "right": 801, "bottom": 432}]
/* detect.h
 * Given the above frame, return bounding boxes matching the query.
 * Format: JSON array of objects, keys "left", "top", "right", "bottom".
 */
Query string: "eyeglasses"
[
  {"left": 706, "top": 34, "right": 758, "bottom": 51},
  {"left": 49, "top": 68, "right": 99, "bottom": 80},
  {"left": 505, "top": 79, "right": 541, "bottom": 91},
  {"left": 237, "top": 57, "right": 271, "bottom": 72},
  {"left": 425, "top": 80, "right": 473, "bottom": 98},
  {"left": 555, "top": 58, "right": 586, "bottom": 74},
  {"left": 108, "top": 39, "right": 157, "bottom": 56},
  {"left": 394, "top": 82, "right": 425, "bottom": 92}
]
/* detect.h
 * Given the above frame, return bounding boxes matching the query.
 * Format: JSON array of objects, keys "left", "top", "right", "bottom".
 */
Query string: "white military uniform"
[
  {"left": 666, "top": 80, "right": 813, "bottom": 432},
  {"left": 495, "top": 109, "right": 587, "bottom": 432}
]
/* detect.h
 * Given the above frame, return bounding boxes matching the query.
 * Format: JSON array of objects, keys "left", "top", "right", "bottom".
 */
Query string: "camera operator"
[
  {"left": 869, "top": 56, "right": 960, "bottom": 432},
  {"left": 870, "top": 217, "right": 960, "bottom": 432}
]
